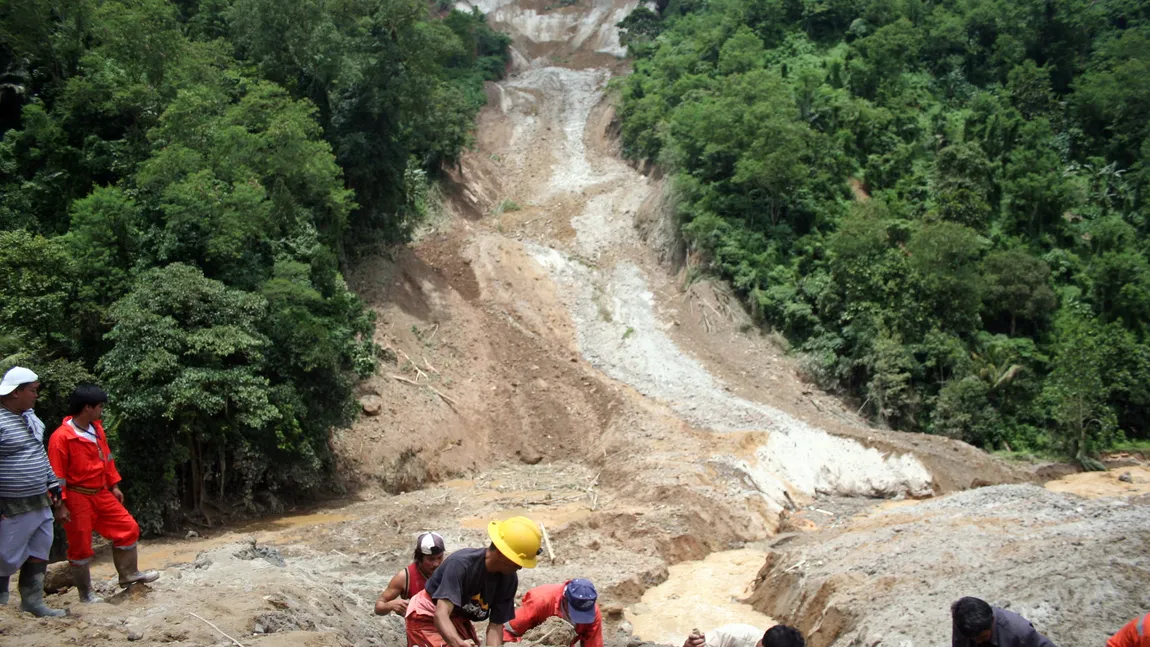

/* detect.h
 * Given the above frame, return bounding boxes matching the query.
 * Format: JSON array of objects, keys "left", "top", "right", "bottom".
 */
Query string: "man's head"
[
  {"left": 69, "top": 383, "right": 109, "bottom": 422},
  {"left": 952, "top": 597, "right": 995, "bottom": 644},
  {"left": 486, "top": 516, "right": 542, "bottom": 573},
  {"left": 561, "top": 579, "right": 598, "bottom": 625},
  {"left": 413, "top": 531, "right": 446, "bottom": 575},
  {"left": 0, "top": 367, "right": 40, "bottom": 413},
  {"left": 759, "top": 625, "right": 804, "bottom": 647}
]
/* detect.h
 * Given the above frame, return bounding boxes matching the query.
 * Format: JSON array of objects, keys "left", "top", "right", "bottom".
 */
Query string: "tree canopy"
[
  {"left": 0, "top": 0, "right": 509, "bottom": 528},
  {"left": 617, "top": 0, "right": 1150, "bottom": 462}
]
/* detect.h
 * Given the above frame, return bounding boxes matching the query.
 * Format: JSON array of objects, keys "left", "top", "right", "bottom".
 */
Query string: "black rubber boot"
[
  {"left": 69, "top": 563, "right": 104, "bottom": 603},
  {"left": 18, "top": 561, "right": 66, "bottom": 617},
  {"left": 0, "top": 574, "right": 9, "bottom": 605},
  {"left": 112, "top": 546, "right": 159, "bottom": 588}
]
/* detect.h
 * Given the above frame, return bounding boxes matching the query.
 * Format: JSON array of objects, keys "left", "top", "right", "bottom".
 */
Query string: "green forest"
[
  {"left": 0, "top": 0, "right": 509, "bottom": 530},
  {"left": 617, "top": 0, "right": 1150, "bottom": 463}
]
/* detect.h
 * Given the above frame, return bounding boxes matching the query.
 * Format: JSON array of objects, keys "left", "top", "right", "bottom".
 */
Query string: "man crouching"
[{"left": 405, "top": 516, "right": 542, "bottom": 647}]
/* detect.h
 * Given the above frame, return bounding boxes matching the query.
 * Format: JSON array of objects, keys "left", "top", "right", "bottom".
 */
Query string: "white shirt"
[
  {"left": 706, "top": 624, "right": 763, "bottom": 647},
  {"left": 69, "top": 420, "right": 98, "bottom": 444}
]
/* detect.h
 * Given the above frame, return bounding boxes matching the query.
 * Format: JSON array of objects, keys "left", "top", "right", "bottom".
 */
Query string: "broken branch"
[
  {"left": 390, "top": 375, "right": 458, "bottom": 410},
  {"left": 190, "top": 612, "right": 246, "bottom": 647},
  {"left": 396, "top": 348, "right": 429, "bottom": 382},
  {"left": 539, "top": 521, "right": 556, "bottom": 563}
]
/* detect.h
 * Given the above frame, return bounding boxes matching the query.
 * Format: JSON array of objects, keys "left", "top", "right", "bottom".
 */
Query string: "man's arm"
[
  {"left": 504, "top": 588, "right": 545, "bottom": 638},
  {"left": 42, "top": 428, "right": 68, "bottom": 521},
  {"left": 435, "top": 598, "right": 476, "bottom": 647},
  {"left": 98, "top": 424, "right": 124, "bottom": 489},
  {"left": 1024, "top": 625, "right": 1058, "bottom": 647},
  {"left": 47, "top": 430, "right": 68, "bottom": 494},
  {"left": 486, "top": 622, "right": 504, "bottom": 647},
  {"left": 375, "top": 570, "right": 408, "bottom": 615},
  {"left": 576, "top": 613, "right": 604, "bottom": 647}
]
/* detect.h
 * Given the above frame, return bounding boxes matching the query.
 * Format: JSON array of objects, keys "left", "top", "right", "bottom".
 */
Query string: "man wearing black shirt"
[{"left": 405, "top": 517, "right": 542, "bottom": 647}]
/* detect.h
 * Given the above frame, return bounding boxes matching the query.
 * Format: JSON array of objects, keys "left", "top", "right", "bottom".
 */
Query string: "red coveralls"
[
  {"left": 502, "top": 582, "right": 603, "bottom": 647},
  {"left": 1109, "top": 613, "right": 1150, "bottom": 647},
  {"left": 47, "top": 417, "right": 140, "bottom": 564}
]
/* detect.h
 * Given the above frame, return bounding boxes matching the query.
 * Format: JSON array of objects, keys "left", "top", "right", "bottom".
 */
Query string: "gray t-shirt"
[
  {"left": 424, "top": 547, "right": 517, "bottom": 624},
  {"left": 952, "top": 607, "right": 1058, "bottom": 647}
]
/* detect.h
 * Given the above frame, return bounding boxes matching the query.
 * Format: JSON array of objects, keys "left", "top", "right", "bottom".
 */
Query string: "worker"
[
  {"left": 376, "top": 531, "right": 448, "bottom": 615},
  {"left": 0, "top": 366, "right": 67, "bottom": 617},
  {"left": 503, "top": 579, "right": 602, "bottom": 647},
  {"left": 47, "top": 383, "right": 159, "bottom": 604},
  {"left": 951, "top": 597, "right": 1057, "bottom": 647},
  {"left": 684, "top": 624, "right": 805, "bottom": 647},
  {"left": 405, "top": 516, "right": 542, "bottom": 647},
  {"left": 1108, "top": 612, "right": 1150, "bottom": 647}
]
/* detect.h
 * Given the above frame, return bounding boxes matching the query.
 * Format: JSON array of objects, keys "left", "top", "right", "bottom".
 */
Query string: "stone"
[
  {"left": 43, "top": 561, "right": 74, "bottom": 593},
  {"left": 360, "top": 395, "right": 384, "bottom": 416},
  {"left": 1118, "top": 472, "right": 1133, "bottom": 483},
  {"left": 127, "top": 631, "right": 143, "bottom": 641},
  {"left": 517, "top": 448, "right": 543, "bottom": 465}
]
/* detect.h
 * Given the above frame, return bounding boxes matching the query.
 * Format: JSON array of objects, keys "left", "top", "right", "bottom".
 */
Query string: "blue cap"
[{"left": 564, "top": 579, "right": 598, "bottom": 625}]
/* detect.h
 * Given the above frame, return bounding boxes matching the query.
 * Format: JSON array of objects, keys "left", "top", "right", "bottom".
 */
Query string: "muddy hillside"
[{"left": 4, "top": 0, "right": 1149, "bottom": 646}]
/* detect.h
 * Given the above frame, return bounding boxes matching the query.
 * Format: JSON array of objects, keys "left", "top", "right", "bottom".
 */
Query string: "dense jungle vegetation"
[
  {"left": 617, "top": 0, "right": 1150, "bottom": 463},
  {"left": 0, "top": 0, "right": 510, "bottom": 530}
]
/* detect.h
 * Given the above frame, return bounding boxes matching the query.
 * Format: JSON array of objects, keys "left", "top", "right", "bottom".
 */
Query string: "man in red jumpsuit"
[
  {"left": 503, "top": 579, "right": 602, "bottom": 647},
  {"left": 1109, "top": 612, "right": 1150, "bottom": 647},
  {"left": 47, "top": 384, "right": 159, "bottom": 603}
]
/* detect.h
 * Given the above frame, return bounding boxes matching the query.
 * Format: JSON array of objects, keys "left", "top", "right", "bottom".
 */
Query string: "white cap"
[
  {"left": 0, "top": 367, "right": 38, "bottom": 396},
  {"left": 416, "top": 531, "right": 446, "bottom": 555}
]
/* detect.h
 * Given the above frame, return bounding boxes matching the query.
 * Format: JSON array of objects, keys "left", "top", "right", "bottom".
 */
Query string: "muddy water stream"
[{"left": 625, "top": 549, "right": 775, "bottom": 645}]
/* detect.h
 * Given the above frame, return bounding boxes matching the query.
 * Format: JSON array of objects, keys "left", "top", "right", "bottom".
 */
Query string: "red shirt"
[
  {"left": 504, "top": 582, "right": 603, "bottom": 647},
  {"left": 47, "top": 417, "right": 122, "bottom": 491},
  {"left": 404, "top": 562, "right": 429, "bottom": 599},
  {"left": 1109, "top": 613, "right": 1150, "bottom": 647}
]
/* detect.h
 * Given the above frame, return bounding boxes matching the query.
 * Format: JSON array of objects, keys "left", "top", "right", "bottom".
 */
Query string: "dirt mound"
[
  {"left": 0, "top": 542, "right": 407, "bottom": 647},
  {"left": 522, "top": 616, "right": 579, "bottom": 646},
  {"left": 746, "top": 485, "right": 1150, "bottom": 647}
]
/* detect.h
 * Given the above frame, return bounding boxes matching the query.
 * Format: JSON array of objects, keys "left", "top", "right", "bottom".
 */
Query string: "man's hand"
[
  {"left": 387, "top": 598, "right": 409, "bottom": 615},
  {"left": 683, "top": 633, "right": 706, "bottom": 647},
  {"left": 111, "top": 485, "right": 124, "bottom": 503},
  {"left": 54, "top": 503, "right": 71, "bottom": 524},
  {"left": 457, "top": 640, "right": 478, "bottom": 647}
]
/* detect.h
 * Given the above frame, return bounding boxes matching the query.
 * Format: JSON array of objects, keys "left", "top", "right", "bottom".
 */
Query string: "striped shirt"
[{"left": 0, "top": 408, "right": 60, "bottom": 499}]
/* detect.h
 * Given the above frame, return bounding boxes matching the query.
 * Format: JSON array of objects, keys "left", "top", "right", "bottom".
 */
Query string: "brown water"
[
  {"left": 625, "top": 548, "right": 775, "bottom": 645},
  {"left": 1045, "top": 465, "right": 1150, "bottom": 498}
]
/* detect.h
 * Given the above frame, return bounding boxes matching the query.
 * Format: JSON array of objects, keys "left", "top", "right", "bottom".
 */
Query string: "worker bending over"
[
  {"left": 684, "top": 624, "right": 805, "bottom": 647},
  {"left": 377, "top": 532, "right": 447, "bottom": 615},
  {"left": 405, "top": 516, "right": 542, "bottom": 647},
  {"left": 1108, "top": 612, "right": 1149, "bottom": 647},
  {"left": 951, "top": 597, "right": 1057, "bottom": 647},
  {"left": 503, "top": 579, "right": 602, "bottom": 647}
]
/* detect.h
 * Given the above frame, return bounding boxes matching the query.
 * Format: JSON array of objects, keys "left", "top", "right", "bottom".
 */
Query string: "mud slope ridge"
[{"left": 748, "top": 485, "right": 1150, "bottom": 647}]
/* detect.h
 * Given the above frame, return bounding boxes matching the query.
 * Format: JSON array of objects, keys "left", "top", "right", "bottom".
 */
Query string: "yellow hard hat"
[{"left": 487, "top": 516, "right": 542, "bottom": 568}]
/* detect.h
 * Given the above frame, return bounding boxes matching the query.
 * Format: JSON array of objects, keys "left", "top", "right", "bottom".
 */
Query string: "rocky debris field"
[{"left": 749, "top": 485, "right": 1150, "bottom": 647}]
